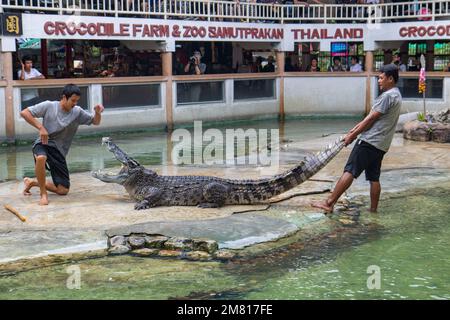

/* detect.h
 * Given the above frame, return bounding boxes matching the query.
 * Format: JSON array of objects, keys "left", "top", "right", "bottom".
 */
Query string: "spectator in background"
[
  {"left": 391, "top": 52, "right": 406, "bottom": 72},
  {"left": 18, "top": 55, "right": 45, "bottom": 108},
  {"left": 262, "top": 55, "right": 276, "bottom": 72},
  {"left": 349, "top": 56, "right": 363, "bottom": 72},
  {"left": 306, "top": 57, "right": 320, "bottom": 72},
  {"left": 184, "top": 50, "right": 206, "bottom": 103},
  {"left": 184, "top": 50, "right": 206, "bottom": 75},
  {"left": 18, "top": 55, "right": 45, "bottom": 81},
  {"left": 255, "top": 56, "right": 264, "bottom": 72},
  {"left": 328, "top": 56, "right": 346, "bottom": 72},
  {"left": 407, "top": 55, "right": 420, "bottom": 72},
  {"left": 447, "top": 62, "right": 450, "bottom": 72}
]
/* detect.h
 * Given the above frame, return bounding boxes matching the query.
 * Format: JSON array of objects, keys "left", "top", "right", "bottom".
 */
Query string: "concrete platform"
[{"left": 1, "top": 133, "right": 449, "bottom": 264}]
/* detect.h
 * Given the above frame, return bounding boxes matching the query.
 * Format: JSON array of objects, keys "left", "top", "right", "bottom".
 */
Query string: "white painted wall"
[
  {"left": 284, "top": 76, "right": 367, "bottom": 116},
  {"left": 172, "top": 79, "right": 279, "bottom": 124}
]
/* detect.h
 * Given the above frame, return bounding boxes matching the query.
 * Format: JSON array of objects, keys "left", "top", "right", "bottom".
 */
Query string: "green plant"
[{"left": 417, "top": 112, "right": 427, "bottom": 122}]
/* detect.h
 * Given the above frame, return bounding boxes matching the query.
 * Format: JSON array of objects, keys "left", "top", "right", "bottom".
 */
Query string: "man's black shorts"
[
  {"left": 344, "top": 139, "right": 386, "bottom": 182},
  {"left": 32, "top": 143, "right": 70, "bottom": 189}
]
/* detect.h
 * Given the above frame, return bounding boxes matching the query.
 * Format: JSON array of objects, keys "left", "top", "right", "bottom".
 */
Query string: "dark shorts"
[
  {"left": 32, "top": 143, "right": 70, "bottom": 189},
  {"left": 344, "top": 139, "right": 386, "bottom": 182}
]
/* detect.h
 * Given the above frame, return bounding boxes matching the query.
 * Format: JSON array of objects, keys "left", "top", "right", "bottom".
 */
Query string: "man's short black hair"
[
  {"left": 351, "top": 56, "right": 359, "bottom": 63},
  {"left": 21, "top": 55, "right": 32, "bottom": 64},
  {"left": 62, "top": 84, "right": 81, "bottom": 99},
  {"left": 380, "top": 64, "right": 399, "bottom": 83},
  {"left": 333, "top": 56, "right": 341, "bottom": 62}
]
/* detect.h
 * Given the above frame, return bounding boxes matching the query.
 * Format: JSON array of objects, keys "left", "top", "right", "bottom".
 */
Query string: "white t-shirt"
[
  {"left": 18, "top": 68, "right": 43, "bottom": 101},
  {"left": 350, "top": 63, "right": 363, "bottom": 72},
  {"left": 18, "top": 68, "right": 43, "bottom": 80}
]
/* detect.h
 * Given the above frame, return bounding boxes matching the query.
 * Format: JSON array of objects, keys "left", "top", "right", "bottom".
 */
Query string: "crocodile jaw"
[{"left": 92, "top": 170, "right": 128, "bottom": 185}]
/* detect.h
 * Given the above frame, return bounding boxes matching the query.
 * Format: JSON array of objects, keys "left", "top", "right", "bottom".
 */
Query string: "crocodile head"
[{"left": 92, "top": 137, "right": 144, "bottom": 185}]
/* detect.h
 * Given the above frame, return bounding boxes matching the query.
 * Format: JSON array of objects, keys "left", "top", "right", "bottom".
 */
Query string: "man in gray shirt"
[
  {"left": 312, "top": 64, "right": 402, "bottom": 213},
  {"left": 20, "top": 84, "right": 105, "bottom": 206}
]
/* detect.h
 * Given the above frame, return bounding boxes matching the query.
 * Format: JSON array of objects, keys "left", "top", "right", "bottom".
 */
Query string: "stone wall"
[{"left": 107, "top": 234, "right": 236, "bottom": 261}]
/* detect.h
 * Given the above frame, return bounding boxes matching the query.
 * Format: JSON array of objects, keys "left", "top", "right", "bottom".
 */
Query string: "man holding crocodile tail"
[
  {"left": 312, "top": 64, "right": 402, "bottom": 214},
  {"left": 20, "top": 84, "right": 104, "bottom": 206}
]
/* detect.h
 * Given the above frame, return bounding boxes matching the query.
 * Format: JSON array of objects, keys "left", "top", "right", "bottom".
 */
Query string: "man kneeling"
[{"left": 20, "top": 84, "right": 104, "bottom": 205}]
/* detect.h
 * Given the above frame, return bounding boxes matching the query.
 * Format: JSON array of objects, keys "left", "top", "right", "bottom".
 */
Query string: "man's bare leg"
[
  {"left": 23, "top": 155, "right": 69, "bottom": 205},
  {"left": 311, "top": 171, "right": 355, "bottom": 214},
  {"left": 35, "top": 155, "right": 49, "bottom": 205},
  {"left": 24, "top": 178, "right": 69, "bottom": 195},
  {"left": 369, "top": 181, "right": 381, "bottom": 212}
]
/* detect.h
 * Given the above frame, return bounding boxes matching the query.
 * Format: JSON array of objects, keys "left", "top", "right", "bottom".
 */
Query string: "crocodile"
[{"left": 92, "top": 137, "right": 345, "bottom": 210}]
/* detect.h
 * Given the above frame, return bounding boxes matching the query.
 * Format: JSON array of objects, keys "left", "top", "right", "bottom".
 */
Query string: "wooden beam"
[
  {"left": 365, "top": 51, "right": 374, "bottom": 116},
  {"left": 276, "top": 51, "right": 285, "bottom": 121},
  {"left": 162, "top": 52, "right": 173, "bottom": 132},
  {"left": 3, "top": 52, "right": 15, "bottom": 143}
]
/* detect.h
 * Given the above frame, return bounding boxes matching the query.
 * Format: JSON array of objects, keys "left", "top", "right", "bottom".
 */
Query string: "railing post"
[
  {"left": 114, "top": 0, "right": 118, "bottom": 17},
  {"left": 323, "top": 4, "right": 327, "bottom": 24},
  {"left": 207, "top": 0, "right": 210, "bottom": 21},
  {"left": 247, "top": 2, "right": 249, "bottom": 23},
  {"left": 432, "top": 0, "right": 435, "bottom": 21},
  {"left": 164, "top": 0, "right": 167, "bottom": 20},
  {"left": 280, "top": 3, "right": 284, "bottom": 23}
]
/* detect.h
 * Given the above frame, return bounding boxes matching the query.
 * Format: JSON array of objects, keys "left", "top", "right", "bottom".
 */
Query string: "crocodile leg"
[
  {"left": 134, "top": 187, "right": 163, "bottom": 210},
  {"left": 198, "top": 182, "right": 229, "bottom": 208}
]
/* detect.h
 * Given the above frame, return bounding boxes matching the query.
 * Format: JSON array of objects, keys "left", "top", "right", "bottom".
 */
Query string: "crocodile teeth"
[{"left": 102, "top": 137, "right": 111, "bottom": 145}]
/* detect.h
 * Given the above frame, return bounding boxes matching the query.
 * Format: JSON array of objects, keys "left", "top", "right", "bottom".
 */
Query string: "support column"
[
  {"left": 162, "top": 51, "right": 174, "bottom": 132},
  {"left": 276, "top": 51, "right": 285, "bottom": 121},
  {"left": 365, "top": 51, "right": 374, "bottom": 115},
  {"left": 3, "top": 52, "right": 15, "bottom": 143}
]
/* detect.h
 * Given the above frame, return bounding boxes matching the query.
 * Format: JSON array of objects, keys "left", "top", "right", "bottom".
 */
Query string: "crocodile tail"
[{"left": 247, "top": 136, "right": 345, "bottom": 200}]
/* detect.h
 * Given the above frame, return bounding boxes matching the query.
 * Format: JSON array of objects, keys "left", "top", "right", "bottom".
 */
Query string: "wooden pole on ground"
[{"left": 3, "top": 204, "right": 27, "bottom": 222}]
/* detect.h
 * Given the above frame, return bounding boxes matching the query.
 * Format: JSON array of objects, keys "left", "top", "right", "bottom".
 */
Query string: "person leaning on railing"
[{"left": 18, "top": 55, "right": 46, "bottom": 108}]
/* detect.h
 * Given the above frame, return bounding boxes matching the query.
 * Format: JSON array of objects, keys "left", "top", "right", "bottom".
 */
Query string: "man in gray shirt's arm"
[
  {"left": 20, "top": 84, "right": 105, "bottom": 206},
  {"left": 312, "top": 64, "right": 402, "bottom": 214}
]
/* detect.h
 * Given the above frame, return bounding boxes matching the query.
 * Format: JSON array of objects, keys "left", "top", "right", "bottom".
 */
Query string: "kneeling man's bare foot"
[
  {"left": 311, "top": 200, "right": 333, "bottom": 214},
  {"left": 23, "top": 177, "right": 35, "bottom": 196},
  {"left": 39, "top": 193, "right": 49, "bottom": 206}
]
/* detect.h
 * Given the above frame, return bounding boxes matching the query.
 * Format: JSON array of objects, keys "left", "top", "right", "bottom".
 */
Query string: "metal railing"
[{"left": 0, "top": 0, "right": 449, "bottom": 22}]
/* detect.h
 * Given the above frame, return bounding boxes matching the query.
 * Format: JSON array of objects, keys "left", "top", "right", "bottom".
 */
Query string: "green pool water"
[{"left": 0, "top": 186, "right": 448, "bottom": 300}]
